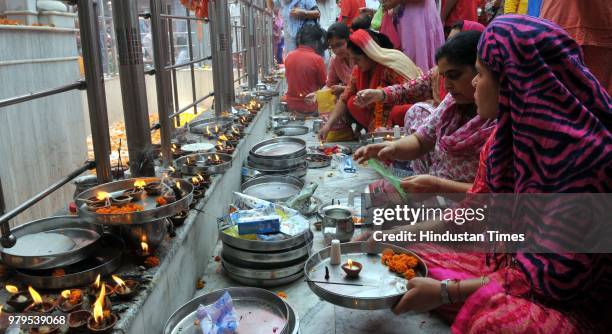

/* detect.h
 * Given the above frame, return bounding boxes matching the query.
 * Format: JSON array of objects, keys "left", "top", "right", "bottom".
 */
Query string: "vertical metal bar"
[
  {"left": 150, "top": 0, "right": 174, "bottom": 167},
  {"left": 111, "top": 0, "right": 155, "bottom": 177},
  {"left": 77, "top": 0, "right": 112, "bottom": 183},
  {"left": 209, "top": 0, "right": 222, "bottom": 115},
  {"left": 98, "top": 0, "right": 109, "bottom": 74},
  {"left": 234, "top": 19, "right": 240, "bottom": 85},
  {"left": 167, "top": 9, "right": 181, "bottom": 128},
  {"left": 210, "top": 0, "right": 235, "bottom": 115},
  {"left": 246, "top": 3, "right": 258, "bottom": 89},
  {"left": 186, "top": 8, "right": 198, "bottom": 115}
]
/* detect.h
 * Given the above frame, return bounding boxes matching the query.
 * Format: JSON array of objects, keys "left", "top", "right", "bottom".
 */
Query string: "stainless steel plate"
[
  {"left": 285, "top": 300, "right": 300, "bottom": 334},
  {"left": 358, "top": 131, "right": 404, "bottom": 145},
  {"left": 272, "top": 116, "right": 306, "bottom": 126},
  {"left": 188, "top": 116, "right": 234, "bottom": 134},
  {"left": 219, "top": 229, "right": 313, "bottom": 252},
  {"left": 305, "top": 153, "right": 331, "bottom": 169},
  {"left": 15, "top": 234, "right": 123, "bottom": 289},
  {"left": 222, "top": 241, "right": 312, "bottom": 265},
  {"left": 222, "top": 255, "right": 306, "bottom": 280},
  {"left": 75, "top": 177, "right": 193, "bottom": 225},
  {"left": 180, "top": 142, "right": 215, "bottom": 153},
  {"left": 274, "top": 126, "right": 309, "bottom": 136},
  {"left": 309, "top": 144, "right": 352, "bottom": 155},
  {"left": 304, "top": 242, "right": 428, "bottom": 310},
  {"left": 164, "top": 287, "right": 289, "bottom": 334},
  {"left": 225, "top": 269, "right": 304, "bottom": 288},
  {"left": 250, "top": 137, "right": 306, "bottom": 159},
  {"left": 241, "top": 176, "right": 304, "bottom": 203},
  {"left": 1, "top": 216, "right": 103, "bottom": 270},
  {"left": 175, "top": 152, "right": 233, "bottom": 175},
  {"left": 247, "top": 153, "right": 306, "bottom": 170}
]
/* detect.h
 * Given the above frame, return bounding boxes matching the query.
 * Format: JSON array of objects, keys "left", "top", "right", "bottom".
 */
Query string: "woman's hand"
[
  {"left": 355, "top": 89, "right": 385, "bottom": 107},
  {"left": 305, "top": 92, "right": 316, "bottom": 105},
  {"left": 392, "top": 277, "right": 443, "bottom": 314},
  {"left": 290, "top": 8, "right": 304, "bottom": 18},
  {"left": 353, "top": 142, "right": 396, "bottom": 164},
  {"left": 400, "top": 174, "right": 440, "bottom": 194},
  {"left": 319, "top": 123, "right": 331, "bottom": 140}
]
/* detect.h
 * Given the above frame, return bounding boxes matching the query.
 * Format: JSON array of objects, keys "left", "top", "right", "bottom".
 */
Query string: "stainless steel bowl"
[{"left": 322, "top": 206, "right": 355, "bottom": 243}]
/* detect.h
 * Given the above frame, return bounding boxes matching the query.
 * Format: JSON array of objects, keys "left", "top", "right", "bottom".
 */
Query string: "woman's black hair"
[
  {"left": 435, "top": 30, "right": 481, "bottom": 67},
  {"left": 450, "top": 20, "right": 464, "bottom": 31},
  {"left": 296, "top": 24, "right": 327, "bottom": 55},
  {"left": 347, "top": 29, "right": 394, "bottom": 55},
  {"left": 326, "top": 22, "right": 350, "bottom": 42},
  {"left": 351, "top": 14, "right": 372, "bottom": 30}
]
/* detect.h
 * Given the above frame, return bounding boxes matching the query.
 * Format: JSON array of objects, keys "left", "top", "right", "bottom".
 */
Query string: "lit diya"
[
  {"left": 87, "top": 285, "right": 117, "bottom": 333},
  {"left": 231, "top": 125, "right": 245, "bottom": 138},
  {"left": 204, "top": 125, "right": 216, "bottom": 140},
  {"left": 207, "top": 154, "right": 224, "bottom": 166},
  {"left": 124, "top": 179, "right": 146, "bottom": 200},
  {"left": 171, "top": 144, "right": 183, "bottom": 159},
  {"left": 145, "top": 181, "right": 162, "bottom": 196},
  {"left": 192, "top": 189, "right": 204, "bottom": 200},
  {"left": 341, "top": 259, "right": 363, "bottom": 279},
  {"left": 383, "top": 134, "right": 394, "bottom": 142},
  {"left": 136, "top": 241, "right": 153, "bottom": 261},
  {"left": 112, "top": 275, "right": 139, "bottom": 300},
  {"left": 239, "top": 116, "right": 249, "bottom": 126},
  {"left": 5, "top": 284, "right": 32, "bottom": 311},
  {"left": 89, "top": 275, "right": 113, "bottom": 298},
  {"left": 184, "top": 156, "right": 198, "bottom": 167},
  {"left": 57, "top": 289, "right": 83, "bottom": 312},
  {"left": 24, "top": 286, "right": 55, "bottom": 313},
  {"left": 87, "top": 192, "right": 111, "bottom": 211}
]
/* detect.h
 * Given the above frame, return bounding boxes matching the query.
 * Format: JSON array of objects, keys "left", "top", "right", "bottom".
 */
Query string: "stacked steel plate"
[
  {"left": 219, "top": 228, "right": 313, "bottom": 287},
  {"left": 243, "top": 137, "right": 308, "bottom": 181}
]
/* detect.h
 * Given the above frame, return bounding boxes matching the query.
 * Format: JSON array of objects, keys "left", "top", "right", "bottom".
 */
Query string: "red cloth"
[
  {"left": 443, "top": 0, "right": 478, "bottom": 27},
  {"left": 326, "top": 55, "right": 353, "bottom": 87},
  {"left": 347, "top": 96, "right": 410, "bottom": 128},
  {"left": 340, "top": 0, "right": 366, "bottom": 27},
  {"left": 467, "top": 128, "right": 495, "bottom": 193},
  {"left": 284, "top": 46, "right": 326, "bottom": 113},
  {"left": 380, "top": 11, "right": 401, "bottom": 50}
]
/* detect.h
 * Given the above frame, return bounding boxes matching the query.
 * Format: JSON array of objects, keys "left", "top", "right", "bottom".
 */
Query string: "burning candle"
[
  {"left": 6, "top": 285, "right": 32, "bottom": 311},
  {"left": 90, "top": 275, "right": 113, "bottom": 298},
  {"left": 5, "top": 285, "right": 18, "bottom": 295},
  {"left": 341, "top": 259, "right": 363, "bottom": 279}
]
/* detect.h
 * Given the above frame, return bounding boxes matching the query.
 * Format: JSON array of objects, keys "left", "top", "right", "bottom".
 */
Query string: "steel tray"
[
  {"left": 188, "top": 116, "right": 234, "bottom": 134},
  {"left": 358, "top": 131, "right": 405, "bottom": 145},
  {"left": 250, "top": 137, "right": 307, "bottom": 159},
  {"left": 305, "top": 153, "right": 331, "bottom": 169},
  {"left": 1, "top": 216, "right": 103, "bottom": 270},
  {"left": 75, "top": 177, "right": 193, "bottom": 225},
  {"left": 274, "top": 126, "right": 309, "bottom": 136},
  {"left": 222, "top": 255, "right": 306, "bottom": 280},
  {"left": 222, "top": 241, "right": 312, "bottom": 265},
  {"left": 241, "top": 175, "right": 305, "bottom": 203},
  {"left": 180, "top": 142, "right": 215, "bottom": 153},
  {"left": 304, "top": 242, "right": 428, "bottom": 310},
  {"left": 225, "top": 269, "right": 304, "bottom": 288},
  {"left": 175, "top": 152, "right": 233, "bottom": 175},
  {"left": 14, "top": 234, "right": 123, "bottom": 289},
  {"left": 219, "top": 229, "right": 313, "bottom": 252},
  {"left": 247, "top": 153, "right": 306, "bottom": 170},
  {"left": 163, "top": 287, "right": 290, "bottom": 334},
  {"left": 309, "top": 143, "right": 352, "bottom": 155}
]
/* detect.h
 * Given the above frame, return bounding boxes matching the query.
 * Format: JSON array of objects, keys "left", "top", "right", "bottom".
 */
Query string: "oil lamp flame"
[
  {"left": 93, "top": 285, "right": 105, "bottom": 324},
  {"left": 134, "top": 179, "right": 146, "bottom": 190},
  {"left": 206, "top": 126, "right": 211, "bottom": 135},
  {"left": 191, "top": 177, "right": 199, "bottom": 185},
  {"left": 214, "top": 125, "right": 219, "bottom": 133},
  {"left": 169, "top": 166, "right": 176, "bottom": 173},
  {"left": 94, "top": 274, "right": 101, "bottom": 289},
  {"left": 176, "top": 181, "right": 181, "bottom": 190},
  {"left": 347, "top": 259, "right": 353, "bottom": 268},
  {"left": 214, "top": 154, "right": 220, "bottom": 161},
  {"left": 96, "top": 192, "right": 110, "bottom": 201},
  {"left": 219, "top": 135, "right": 228, "bottom": 141},
  {"left": 141, "top": 242, "right": 149, "bottom": 254},
  {"left": 197, "top": 174, "right": 205, "bottom": 181},
  {"left": 5, "top": 285, "right": 18, "bottom": 294},
  {"left": 28, "top": 286, "right": 42, "bottom": 305},
  {"left": 111, "top": 275, "right": 126, "bottom": 289},
  {"left": 61, "top": 290, "right": 71, "bottom": 299}
]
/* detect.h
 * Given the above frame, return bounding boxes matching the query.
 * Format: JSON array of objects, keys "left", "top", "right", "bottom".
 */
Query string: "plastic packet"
[
  {"left": 196, "top": 291, "right": 239, "bottom": 334},
  {"left": 368, "top": 159, "right": 409, "bottom": 202}
]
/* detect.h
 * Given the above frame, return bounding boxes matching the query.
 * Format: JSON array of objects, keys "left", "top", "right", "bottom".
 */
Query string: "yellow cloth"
[
  {"left": 316, "top": 88, "right": 355, "bottom": 141},
  {"left": 504, "top": 0, "right": 528, "bottom": 14}
]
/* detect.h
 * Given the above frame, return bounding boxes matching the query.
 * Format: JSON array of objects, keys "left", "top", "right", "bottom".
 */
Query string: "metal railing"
[{"left": 0, "top": 0, "right": 112, "bottom": 246}]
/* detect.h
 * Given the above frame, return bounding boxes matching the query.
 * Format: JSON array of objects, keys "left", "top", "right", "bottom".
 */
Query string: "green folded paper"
[{"left": 368, "top": 159, "right": 409, "bottom": 202}]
